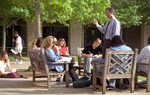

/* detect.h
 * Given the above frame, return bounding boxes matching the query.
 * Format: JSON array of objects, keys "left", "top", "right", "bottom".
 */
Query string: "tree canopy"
[
  {"left": 70, "top": 0, "right": 110, "bottom": 26},
  {"left": 136, "top": 0, "right": 150, "bottom": 25},
  {"left": 0, "top": 0, "right": 31, "bottom": 27},
  {"left": 111, "top": 0, "right": 143, "bottom": 28}
]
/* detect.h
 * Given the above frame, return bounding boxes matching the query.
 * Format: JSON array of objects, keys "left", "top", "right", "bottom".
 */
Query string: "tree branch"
[{"left": 7, "top": 18, "right": 20, "bottom": 27}]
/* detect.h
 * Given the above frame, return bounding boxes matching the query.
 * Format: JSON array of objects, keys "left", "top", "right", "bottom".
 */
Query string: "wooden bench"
[
  {"left": 93, "top": 49, "right": 138, "bottom": 94},
  {"left": 28, "top": 48, "right": 70, "bottom": 89}
]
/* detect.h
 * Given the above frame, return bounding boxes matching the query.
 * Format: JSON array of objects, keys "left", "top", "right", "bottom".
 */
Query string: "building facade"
[{"left": 0, "top": 20, "right": 150, "bottom": 55}]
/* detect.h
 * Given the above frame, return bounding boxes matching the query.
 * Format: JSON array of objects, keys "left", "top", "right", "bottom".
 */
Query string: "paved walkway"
[{"left": 0, "top": 59, "right": 149, "bottom": 95}]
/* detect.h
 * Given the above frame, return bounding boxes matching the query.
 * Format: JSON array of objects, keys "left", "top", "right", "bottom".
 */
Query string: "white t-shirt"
[
  {"left": 137, "top": 45, "right": 150, "bottom": 63},
  {"left": 16, "top": 36, "right": 23, "bottom": 50},
  {"left": 137, "top": 45, "right": 150, "bottom": 73},
  {"left": 0, "top": 60, "right": 10, "bottom": 73}
]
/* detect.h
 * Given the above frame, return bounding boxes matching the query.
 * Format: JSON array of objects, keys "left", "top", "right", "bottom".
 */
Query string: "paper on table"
[{"left": 58, "top": 57, "right": 72, "bottom": 62}]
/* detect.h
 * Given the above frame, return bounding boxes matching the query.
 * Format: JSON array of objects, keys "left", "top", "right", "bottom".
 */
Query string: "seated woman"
[
  {"left": 41, "top": 36, "right": 78, "bottom": 82},
  {"left": 54, "top": 38, "right": 69, "bottom": 56},
  {"left": 35, "top": 37, "right": 45, "bottom": 50},
  {"left": 29, "top": 37, "right": 45, "bottom": 51},
  {"left": 54, "top": 38, "right": 76, "bottom": 81},
  {"left": 91, "top": 35, "right": 132, "bottom": 90},
  {"left": 28, "top": 39, "right": 37, "bottom": 50},
  {"left": 0, "top": 51, "right": 16, "bottom": 77}
]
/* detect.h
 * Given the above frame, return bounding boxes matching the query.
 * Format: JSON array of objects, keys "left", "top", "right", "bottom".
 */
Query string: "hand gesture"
[
  {"left": 53, "top": 45, "right": 58, "bottom": 51},
  {"left": 88, "top": 53, "right": 93, "bottom": 56},
  {"left": 94, "top": 55, "right": 98, "bottom": 58},
  {"left": 93, "top": 18, "right": 98, "bottom": 25},
  {"left": 59, "top": 56, "right": 62, "bottom": 59},
  {"left": 12, "top": 39, "right": 15, "bottom": 42}
]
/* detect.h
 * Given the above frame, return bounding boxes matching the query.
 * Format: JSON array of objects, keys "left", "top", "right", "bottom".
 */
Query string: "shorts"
[{"left": 11, "top": 48, "right": 22, "bottom": 54}]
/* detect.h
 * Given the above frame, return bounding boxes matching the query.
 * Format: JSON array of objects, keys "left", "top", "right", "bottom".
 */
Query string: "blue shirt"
[
  {"left": 96, "top": 17, "right": 121, "bottom": 40},
  {"left": 109, "top": 45, "right": 132, "bottom": 73},
  {"left": 95, "top": 45, "right": 132, "bottom": 73},
  {"left": 45, "top": 49, "right": 64, "bottom": 72}
]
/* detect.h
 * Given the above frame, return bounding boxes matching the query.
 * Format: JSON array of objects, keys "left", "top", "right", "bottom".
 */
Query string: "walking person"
[
  {"left": 11, "top": 31, "right": 23, "bottom": 64},
  {"left": 93, "top": 7, "right": 121, "bottom": 59}
]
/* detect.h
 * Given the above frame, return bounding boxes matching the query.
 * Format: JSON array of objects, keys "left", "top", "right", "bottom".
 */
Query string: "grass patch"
[
  {"left": 8, "top": 55, "right": 29, "bottom": 60},
  {"left": 138, "top": 76, "right": 146, "bottom": 81}
]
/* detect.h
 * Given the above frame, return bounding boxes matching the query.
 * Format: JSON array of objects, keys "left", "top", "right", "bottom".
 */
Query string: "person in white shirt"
[
  {"left": 137, "top": 37, "right": 150, "bottom": 73},
  {"left": 11, "top": 31, "right": 23, "bottom": 64},
  {"left": 0, "top": 51, "right": 16, "bottom": 76}
]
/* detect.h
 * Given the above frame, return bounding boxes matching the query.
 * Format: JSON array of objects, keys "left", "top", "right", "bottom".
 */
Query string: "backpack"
[
  {"left": 73, "top": 75, "right": 91, "bottom": 88},
  {"left": 6, "top": 72, "right": 20, "bottom": 78},
  {"left": 22, "top": 38, "right": 25, "bottom": 47}
]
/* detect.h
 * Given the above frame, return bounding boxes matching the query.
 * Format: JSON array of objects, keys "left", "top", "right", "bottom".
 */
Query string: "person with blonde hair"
[
  {"left": 81, "top": 38, "right": 102, "bottom": 75},
  {"left": 0, "top": 51, "right": 16, "bottom": 76},
  {"left": 41, "top": 36, "right": 78, "bottom": 82},
  {"left": 29, "top": 39, "right": 37, "bottom": 50}
]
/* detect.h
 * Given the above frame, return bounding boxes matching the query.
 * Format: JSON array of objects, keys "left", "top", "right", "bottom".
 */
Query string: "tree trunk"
[
  {"left": 2, "top": 25, "right": 6, "bottom": 51},
  {"left": 35, "top": 0, "right": 41, "bottom": 38}
]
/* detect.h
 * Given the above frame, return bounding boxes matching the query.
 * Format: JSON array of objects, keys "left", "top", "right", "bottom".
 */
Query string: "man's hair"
[
  {"left": 105, "top": 7, "right": 115, "bottom": 15},
  {"left": 148, "top": 37, "right": 150, "bottom": 45},
  {"left": 111, "top": 35, "right": 126, "bottom": 47},
  {"left": 14, "top": 31, "right": 19, "bottom": 34},
  {"left": 94, "top": 38, "right": 101, "bottom": 44}
]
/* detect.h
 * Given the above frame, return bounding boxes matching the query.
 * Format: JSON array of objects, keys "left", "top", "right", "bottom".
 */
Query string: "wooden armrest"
[
  {"left": 47, "top": 61, "right": 70, "bottom": 64},
  {"left": 137, "top": 63, "right": 148, "bottom": 65}
]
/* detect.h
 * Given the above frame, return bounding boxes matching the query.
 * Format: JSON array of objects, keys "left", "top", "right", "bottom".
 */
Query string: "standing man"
[
  {"left": 81, "top": 38, "right": 102, "bottom": 75},
  {"left": 93, "top": 7, "right": 121, "bottom": 59},
  {"left": 11, "top": 31, "right": 23, "bottom": 64}
]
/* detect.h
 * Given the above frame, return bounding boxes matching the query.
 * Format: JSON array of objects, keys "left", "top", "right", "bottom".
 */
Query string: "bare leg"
[
  {"left": 13, "top": 53, "right": 17, "bottom": 59},
  {"left": 18, "top": 53, "right": 22, "bottom": 60}
]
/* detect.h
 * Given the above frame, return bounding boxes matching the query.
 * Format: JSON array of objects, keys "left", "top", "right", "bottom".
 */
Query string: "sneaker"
[
  {"left": 14, "top": 59, "right": 18, "bottom": 64},
  {"left": 18, "top": 61, "right": 23, "bottom": 64}
]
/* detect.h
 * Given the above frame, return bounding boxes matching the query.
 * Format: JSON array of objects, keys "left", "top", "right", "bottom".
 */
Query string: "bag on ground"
[
  {"left": 6, "top": 72, "right": 20, "bottom": 78},
  {"left": 73, "top": 74, "right": 91, "bottom": 88}
]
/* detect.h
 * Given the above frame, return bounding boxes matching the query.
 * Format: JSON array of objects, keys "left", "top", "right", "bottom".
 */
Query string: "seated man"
[
  {"left": 81, "top": 38, "right": 102, "bottom": 75},
  {"left": 92, "top": 35, "right": 132, "bottom": 90},
  {"left": 137, "top": 37, "right": 150, "bottom": 73}
]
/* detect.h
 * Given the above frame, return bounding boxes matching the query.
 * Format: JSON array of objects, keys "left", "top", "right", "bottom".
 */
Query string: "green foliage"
[
  {"left": 71, "top": 0, "right": 111, "bottom": 26},
  {"left": 136, "top": 0, "right": 150, "bottom": 25},
  {"left": 41, "top": 0, "right": 73, "bottom": 26},
  {"left": 111, "top": 0, "right": 143, "bottom": 28},
  {"left": 0, "top": 0, "right": 33, "bottom": 27}
]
